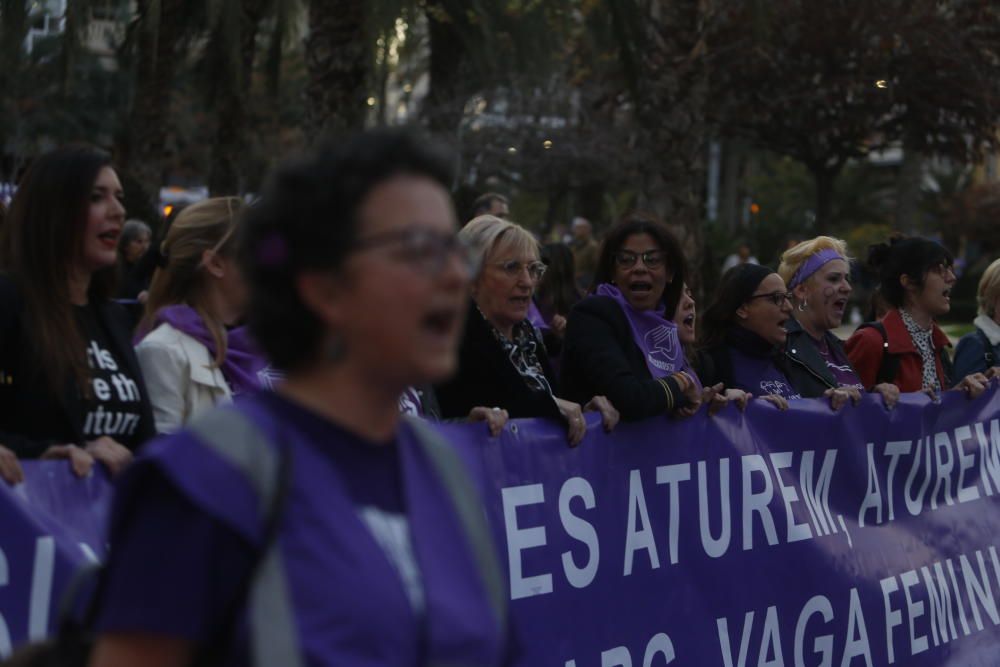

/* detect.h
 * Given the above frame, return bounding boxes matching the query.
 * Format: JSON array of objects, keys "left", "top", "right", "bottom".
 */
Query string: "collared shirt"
[{"left": 900, "top": 309, "right": 940, "bottom": 392}]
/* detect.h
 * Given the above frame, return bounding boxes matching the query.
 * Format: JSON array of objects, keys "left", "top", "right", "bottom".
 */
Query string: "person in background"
[
  {"left": 470, "top": 192, "right": 509, "bottom": 220},
  {"left": 436, "top": 215, "right": 619, "bottom": 446},
  {"left": 534, "top": 242, "right": 583, "bottom": 364},
  {"left": 721, "top": 241, "right": 759, "bottom": 274},
  {"left": 117, "top": 219, "right": 152, "bottom": 296},
  {"left": 135, "top": 197, "right": 272, "bottom": 433},
  {"left": 846, "top": 237, "right": 988, "bottom": 397},
  {"left": 560, "top": 214, "right": 708, "bottom": 422},
  {"left": 90, "top": 130, "right": 513, "bottom": 666},
  {"left": 0, "top": 145, "right": 155, "bottom": 478},
  {"left": 952, "top": 257, "right": 1000, "bottom": 379},
  {"left": 777, "top": 236, "right": 896, "bottom": 410},
  {"left": 698, "top": 263, "right": 799, "bottom": 409},
  {"left": 670, "top": 282, "right": 750, "bottom": 412},
  {"left": 570, "top": 216, "right": 600, "bottom": 291}
]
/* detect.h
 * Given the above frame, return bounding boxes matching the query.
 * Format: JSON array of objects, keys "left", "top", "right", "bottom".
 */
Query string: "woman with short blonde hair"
[
  {"left": 776, "top": 236, "right": 880, "bottom": 409},
  {"left": 953, "top": 257, "right": 1000, "bottom": 378},
  {"left": 136, "top": 196, "right": 271, "bottom": 433}
]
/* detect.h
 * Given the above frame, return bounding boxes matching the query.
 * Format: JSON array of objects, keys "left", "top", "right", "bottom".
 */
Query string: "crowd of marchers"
[{"left": 0, "top": 132, "right": 997, "bottom": 666}]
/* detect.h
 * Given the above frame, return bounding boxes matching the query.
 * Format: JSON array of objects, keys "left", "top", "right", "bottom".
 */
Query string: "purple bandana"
[
  {"left": 596, "top": 284, "right": 700, "bottom": 388},
  {"left": 788, "top": 248, "right": 845, "bottom": 289},
  {"left": 141, "top": 305, "right": 276, "bottom": 395}
]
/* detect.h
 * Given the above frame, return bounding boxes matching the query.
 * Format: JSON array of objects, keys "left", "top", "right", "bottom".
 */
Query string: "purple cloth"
[
  {"left": 143, "top": 305, "right": 272, "bottom": 395},
  {"left": 96, "top": 392, "right": 505, "bottom": 666},
  {"left": 815, "top": 336, "right": 864, "bottom": 389},
  {"left": 526, "top": 301, "right": 549, "bottom": 331},
  {"left": 728, "top": 346, "right": 801, "bottom": 399},
  {"left": 595, "top": 284, "right": 700, "bottom": 388},
  {"left": 788, "top": 248, "right": 845, "bottom": 289}
]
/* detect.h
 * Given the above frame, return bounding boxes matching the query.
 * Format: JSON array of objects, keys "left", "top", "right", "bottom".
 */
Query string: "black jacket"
[
  {"left": 435, "top": 304, "right": 562, "bottom": 421},
  {"left": 782, "top": 317, "right": 847, "bottom": 398},
  {"left": 560, "top": 295, "right": 688, "bottom": 421},
  {"left": 0, "top": 275, "right": 156, "bottom": 457}
]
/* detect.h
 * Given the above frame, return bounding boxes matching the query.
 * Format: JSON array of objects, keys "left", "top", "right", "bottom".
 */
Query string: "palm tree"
[{"left": 304, "top": 0, "right": 369, "bottom": 139}]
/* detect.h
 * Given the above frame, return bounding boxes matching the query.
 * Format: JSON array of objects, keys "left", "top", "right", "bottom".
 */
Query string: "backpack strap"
[
  {"left": 405, "top": 417, "right": 508, "bottom": 643},
  {"left": 856, "top": 321, "right": 900, "bottom": 386},
  {"left": 978, "top": 328, "right": 997, "bottom": 369},
  {"left": 187, "top": 408, "right": 301, "bottom": 667}
]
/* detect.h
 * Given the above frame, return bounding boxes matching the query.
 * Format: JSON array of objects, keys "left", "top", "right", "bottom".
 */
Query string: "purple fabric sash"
[
  {"left": 788, "top": 248, "right": 845, "bottom": 289},
  {"left": 142, "top": 305, "right": 274, "bottom": 395},
  {"left": 596, "top": 284, "right": 700, "bottom": 387},
  {"left": 527, "top": 300, "right": 549, "bottom": 331}
]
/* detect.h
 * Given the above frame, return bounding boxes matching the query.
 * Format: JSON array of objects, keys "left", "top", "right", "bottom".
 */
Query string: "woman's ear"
[
  {"left": 201, "top": 249, "right": 225, "bottom": 278},
  {"left": 296, "top": 271, "right": 346, "bottom": 330},
  {"left": 736, "top": 303, "right": 749, "bottom": 320},
  {"left": 793, "top": 282, "right": 809, "bottom": 303}
]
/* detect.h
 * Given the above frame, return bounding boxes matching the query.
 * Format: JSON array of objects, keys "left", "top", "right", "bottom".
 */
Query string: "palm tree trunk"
[
  {"left": 304, "top": 0, "right": 369, "bottom": 140},
  {"left": 122, "top": 0, "right": 188, "bottom": 208},
  {"left": 623, "top": 0, "right": 712, "bottom": 291}
]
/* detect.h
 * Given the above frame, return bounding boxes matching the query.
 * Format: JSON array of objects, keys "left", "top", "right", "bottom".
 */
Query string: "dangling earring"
[{"left": 798, "top": 299, "right": 808, "bottom": 312}]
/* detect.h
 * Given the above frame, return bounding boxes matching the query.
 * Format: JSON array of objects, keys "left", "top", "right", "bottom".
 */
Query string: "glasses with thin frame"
[
  {"left": 614, "top": 250, "right": 666, "bottom": 269},
  {"left": 747, "top": 291, "right": 794, "bottom": 306},
  {"left": 353, "top": 228, "right": 475, "bottom": 275},
  {"left": 492, "top": 259, "right": 547, "bottom": 281}
]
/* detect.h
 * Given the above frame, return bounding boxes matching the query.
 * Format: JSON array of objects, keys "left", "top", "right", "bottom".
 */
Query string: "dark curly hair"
[
  {"left": 867, "top": 236, "right": 953, "bottom": 309},
  {"left": 238, "top": 129, "right": 453, "bottom": 372},
  {"left": 591, "top": 211, "right": 686, "bottom": 312}
]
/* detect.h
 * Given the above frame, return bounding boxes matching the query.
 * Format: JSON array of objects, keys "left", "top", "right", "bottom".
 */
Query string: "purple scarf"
[
  {"left": 596, "top": 284, "right": 701, "bottom": 388},
  {"left": 527, "top": 300, "right": 549, "bottom": 331},
  {"left": 142, "top": 305, "right": 275, "bottom": 395}
]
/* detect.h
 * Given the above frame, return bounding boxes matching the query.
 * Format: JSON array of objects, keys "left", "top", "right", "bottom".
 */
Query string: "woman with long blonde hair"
[{"left": 136, "top": 197, "right": 270, "bottom": 433}]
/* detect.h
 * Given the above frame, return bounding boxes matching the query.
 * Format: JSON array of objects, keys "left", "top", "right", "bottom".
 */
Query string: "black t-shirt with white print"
[{"left": 75, "top": 303, "right": 145, "bottom": 448}]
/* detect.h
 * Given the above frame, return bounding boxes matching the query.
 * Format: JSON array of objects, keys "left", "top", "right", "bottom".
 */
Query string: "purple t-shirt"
[
  {"left": 96, "top": 392, "right": 505, "bottom": 666},
  {"left": 728, "top": 347, "right": 802, "bottom": 400},
  {"left": 814, "top": 336, "right": 864, "bottom": 390}
]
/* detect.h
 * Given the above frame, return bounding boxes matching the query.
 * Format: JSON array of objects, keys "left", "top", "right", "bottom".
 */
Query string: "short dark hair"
[
  {"left": 239, "top": 129, "right": 453, "bottom": 372},
  {"left": 867, "top": 236, "right": 953, "bottom": 309},
  {"left": 591, "top": 211, "right": 686, "bottom": 309},
  {"left": 471, "top": 192, "right": 508, "bottom": 218}
]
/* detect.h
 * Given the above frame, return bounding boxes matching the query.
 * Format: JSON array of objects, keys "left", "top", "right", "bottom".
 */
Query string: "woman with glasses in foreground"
[
  {"left": 698, "top": 263, "right": 801, "bottom": 410},
  {"left": 435, "top": 215, "right": 619, "bottom": 446},
  {"left": 560, "top": 214, "right": 712, "bottom": 422},
  {"left": 90, "top": 131, "right": 512, "bottom": 666}
]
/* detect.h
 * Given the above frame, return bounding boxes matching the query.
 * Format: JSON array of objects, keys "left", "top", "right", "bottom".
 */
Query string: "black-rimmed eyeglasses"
[{"left": 747, "top": 291, "right": 794, "bottom": 306}]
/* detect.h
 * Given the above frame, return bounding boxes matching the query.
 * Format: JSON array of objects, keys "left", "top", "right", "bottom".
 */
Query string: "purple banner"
[
  {"left": 3, "top": 387, "right": 1000, "bottom": 666},
  {"left": 0, "top": 463, "right": 111, "bottom": 656},
  {"left": 446, "top": 386, "right": 1000, "bottom": 666}
]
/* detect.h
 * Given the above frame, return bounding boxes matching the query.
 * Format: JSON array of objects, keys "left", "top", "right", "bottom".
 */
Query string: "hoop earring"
[{"left": 798, "top": 300, "right": 808, "bottom": 312}]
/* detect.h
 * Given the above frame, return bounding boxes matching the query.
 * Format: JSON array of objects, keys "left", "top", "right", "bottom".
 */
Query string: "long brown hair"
[
  {"left": 142, "top": 197, "right": 243, "bottom": 366},
  {"left": 0, "top": 145, "right": 117, "bottom": 394}
]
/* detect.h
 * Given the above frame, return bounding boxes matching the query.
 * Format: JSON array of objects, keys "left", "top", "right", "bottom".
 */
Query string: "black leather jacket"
[{"left": 783, "top": 317, "right": 850, "bottom": 398}]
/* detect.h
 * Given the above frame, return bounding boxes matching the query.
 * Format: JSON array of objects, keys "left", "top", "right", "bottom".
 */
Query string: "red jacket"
[{"left": 845, "top": 309, "right": 951, "bottom": 392}]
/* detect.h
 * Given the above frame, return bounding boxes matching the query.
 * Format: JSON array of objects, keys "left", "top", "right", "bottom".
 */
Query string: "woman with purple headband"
[{"left": 777, "top": 237, "right": 894, "bottom": 409}]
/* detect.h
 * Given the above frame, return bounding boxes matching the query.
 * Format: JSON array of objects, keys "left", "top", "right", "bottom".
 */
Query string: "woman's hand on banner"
[
  {"left": 758, "top": 394, "right": 789, "bottom": 411},
  {"left": 0, "top": 445, "right": 24, "bottom": 485},
  {"left": 468, "top": 406, "right": 509, "bottom": 437},
  {"left": 873, "top": 383, "right": 900, "bottom": 409},
  {"left": 85, "top": 437, "right": 133, "bottom": 477},
  {"left": 824, "top": 386, "right": 860, "bottom": 411},
  {"left": 41, "top": 444, "right": 94, "bottom": 478},
  {"left": 584, "top": 395, "right": 620, "bottom": 433}
]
